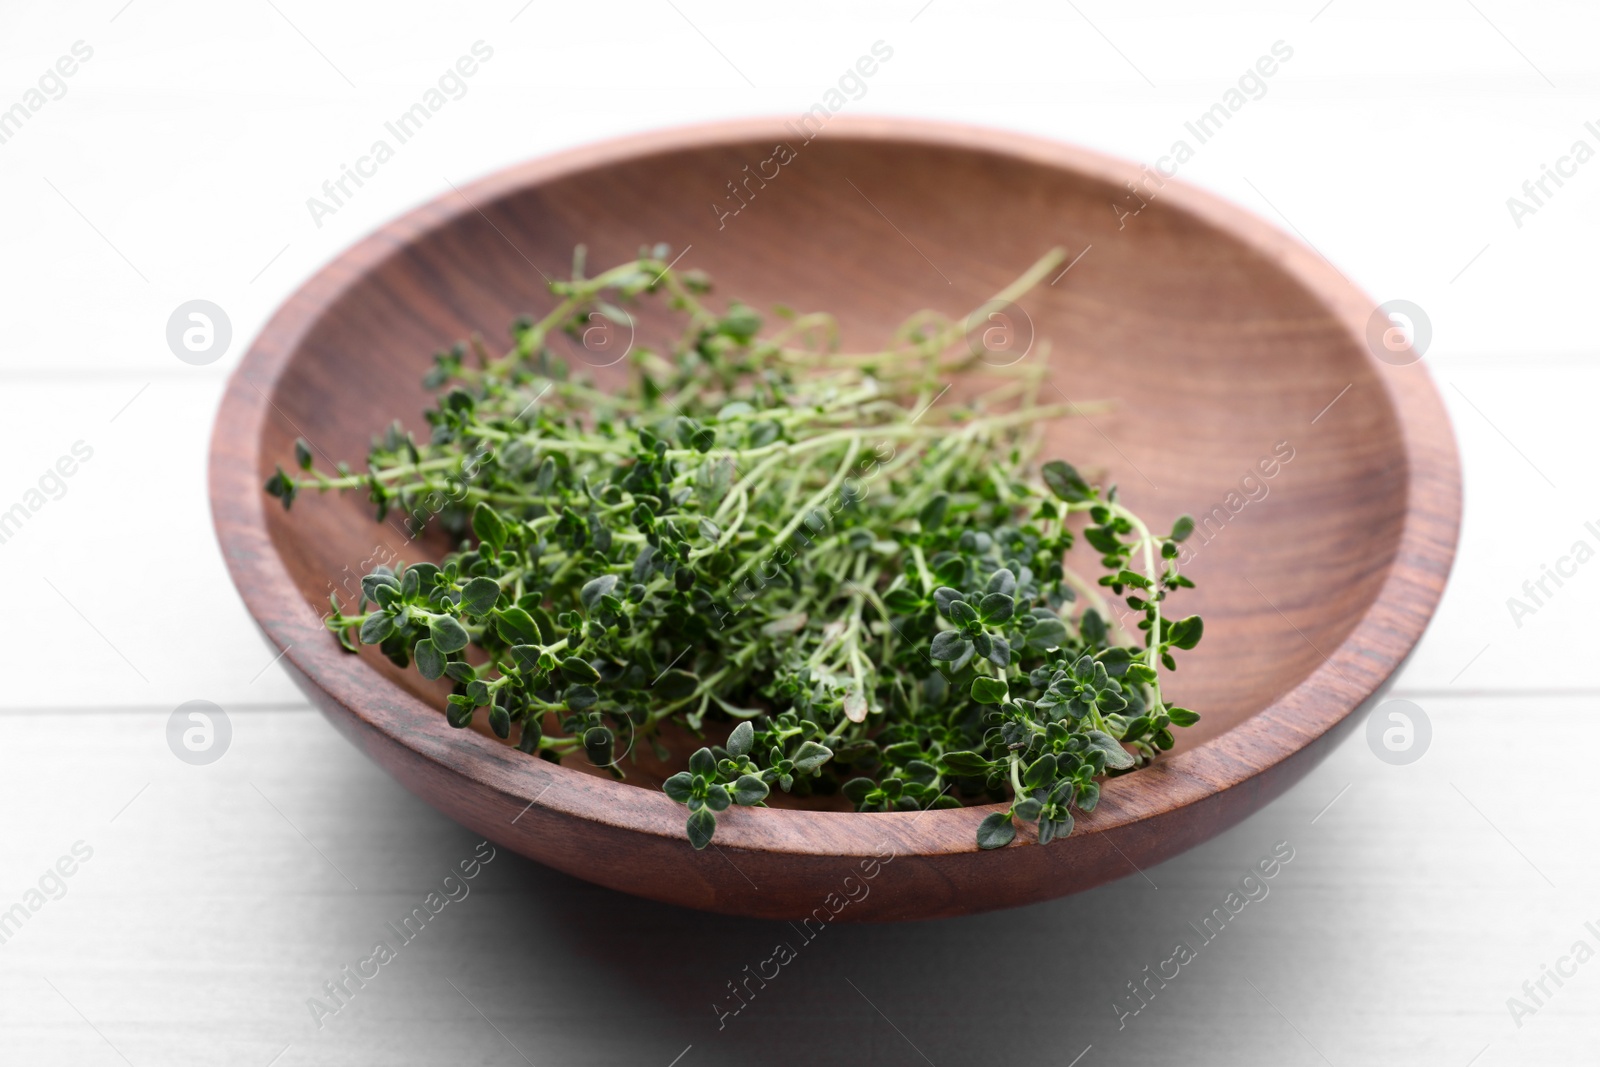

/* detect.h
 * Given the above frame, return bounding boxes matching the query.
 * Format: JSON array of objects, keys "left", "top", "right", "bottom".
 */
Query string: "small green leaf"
[
  {"left": 472, "top": 502, "right": 508, "bottom": 551},
  {"left": 664, "top": 771, "right": 694, "bottom": 803},
  {"left": 686, "top": 807, "right": 717, "bottom": 850},
  {"left": 726, "top": 720, "right": 754, "bottom": 757},
  {"left": 495, "top": 606, "right": 540, "bottom": 645},
  {"left": 1038, "top": 812, "right": 1073, "bottom": 844},
  {"left": 655, "top": 669, "right": 699, "bottom": 701},
  {"left": 516, "top": 717, "right": 541, "bottom": 753},
  {"left": 359, "top": 612, "right": 394, "bottom": 644},
  {"left": 1167, "top": 706, "right": 1201, "bottom": 727},
  {"left": 1041, "top": 460, "right": 1090, "bottom": 502},
  {"left": 718, "top": 302, "right": 762, "bottom": 341},
  {"left": 1113, "top": 569, "right": 1151, "bottom": 590},
  {"left": 882, "top": 587, "right": 923, "bottom": 613},
  {"left": 583, "top": 725, "right": 613, "bottom": 765},
  {"left": 429, "top": 615, "right": 471, "bottom": 654},
  {"left": 970, "top": 676, "right": 1008, "bottom": 704},
  {"left": 1124, "top": 662, "right": 1159, "bottom": 685},
  {"left": 929, "top": 630, "right": 972, "bottom": 662},
  {"left": 1170, "top": 514, "right": 1195, "bottom": 542},
  {"left": 1167, "top": 615, "right": 1204, "bottom": 651},
  {"left": 792, "top": 740, "right": 833, "bottom": 774},
  {"left": 689, "top": 748, "right": 716, "bottom": 776},
  {"left": 580, "top": 573, "right": 618, "bottom": 611},
  {"left": 977, "top": 811, "right": 1016, "bottom": 849},
  {"left": 488, "top": 704, "right": 511, "bottom": 739},
  {"left": 360, "top": 570, "right": 400, "bottom": 602},
  {"left": 918, "top": 492, "right": 949, "bottom": 530},
  {"left": 986, "top": 634, "right": 1011, "bottom": 669},
  {"left": 459, "top": 576, "right": 501, "bottom": 616},
  {"left": 986, "top": 568, "right": 1017, "bottom": 596},
  {"left": 695, "top": 457, "right": 734, "bottom": 511},
  {"left": 1024, "top": 753, "right": 1057, "bottom": 787},
  {"left": 842, "top": 777, "right": 876, "bottom": 803},
  {"left": 560, "top": 656, "right": 600, "bottom": 682},
  {"left": 507, "top": 645, "right": 542, "bottom": 675},
  {"left": 1026, "top": 616, "right": 1069, "bottom": 650},
  {"left": 414, "top": 638, "right": 444, "bottom": 680},
  {"left": 978, "top": 592, "right": 1014, "bottom": 622},
  {"left": 293, "top": 438, "right": 313, "bottom": 471},
  {"left": 526, "top": 605, "right": 557, "bottom": 643},
  {"left": 942, "top": 750, "right": 995, "bottom": 776},
  {"left": 1086, "top": 730, "right": 1136, "bottom": 770},
  {"left": 445, "top": 700, "right": 474, "bottom": 728},
  {"left": 1083, "top": 525, "right": 1121, "bottom": 555},
  {"left": 264, "top": 466, "right": 297, "bottom": 508},
  {"left": 732, "top": 774, "right": 768, "bottom": 805}
]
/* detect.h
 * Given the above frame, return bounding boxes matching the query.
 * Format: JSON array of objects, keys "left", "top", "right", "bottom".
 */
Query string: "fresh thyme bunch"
[{"left": 266, "top": 244, "right": 1202, "bottom": 851}]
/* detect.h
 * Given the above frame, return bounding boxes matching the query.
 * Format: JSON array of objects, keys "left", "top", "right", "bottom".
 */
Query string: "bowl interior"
[{"left": 258, "top": 131, "right": 1405, "bottom": 787}]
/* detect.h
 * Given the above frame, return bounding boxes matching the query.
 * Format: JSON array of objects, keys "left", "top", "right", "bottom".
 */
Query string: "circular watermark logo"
[
  {"left": 1366, "top": 698, "right": 1430, "bottom": 765},
  {"left": 585, "top": 713, "right": 638, "bottom": 770},
  {"left": 167, "top": 700, "right": 232, "bottom": 765},
  {"left": 1365, "top": 300, "right": 1430, "bottom": 367},
  {"left": 963, "top": 299, "right": 1035, "bottom": 368},
  {"left": 166, "top": 300, "right": 233, "bottom": 366},
  {"left": 552, "top": 307, "right": 636, "bottom": 369}
]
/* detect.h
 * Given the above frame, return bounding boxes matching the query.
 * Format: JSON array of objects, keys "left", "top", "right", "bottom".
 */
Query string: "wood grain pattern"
[{"left": 207, "top": 117, "right": 1461, "bottom": 921}]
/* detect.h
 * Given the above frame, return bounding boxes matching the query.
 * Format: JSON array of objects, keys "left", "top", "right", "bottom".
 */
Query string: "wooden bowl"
[{"left": 209, "top": 118, "right": 1460, "bottom": 921}]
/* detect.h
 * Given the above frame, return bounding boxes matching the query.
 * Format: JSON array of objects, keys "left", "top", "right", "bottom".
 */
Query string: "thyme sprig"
[{"left": 266, "top": 245, "right": 1203, "bottom": 851}]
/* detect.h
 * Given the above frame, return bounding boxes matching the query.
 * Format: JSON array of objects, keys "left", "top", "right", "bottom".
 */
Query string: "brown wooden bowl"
[{"left": 209, "top": 118, "right": 1460, "bottom": 921}]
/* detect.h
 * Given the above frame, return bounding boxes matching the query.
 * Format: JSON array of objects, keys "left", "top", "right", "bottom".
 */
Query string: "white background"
[{"left": 0, "top": 1, "right": 1596, "bottom": 1064}]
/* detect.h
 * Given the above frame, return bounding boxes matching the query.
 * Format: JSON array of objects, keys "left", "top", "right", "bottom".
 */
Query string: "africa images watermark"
[
  {"left": 1094, "top": 435, "right": 1292, "bottom": 630},
  {"left": 0, "top": 40, "right": 94, "bottom": 148},
  {"left": 0, "top": 841, "right": 95, "bottom": 949},
  {"left": 0, "top": 440, "right": 95, "bottom": 548},
  {"left": 1505, "top": 918, "right": 1600, "bottom": 1030},
  {"left": 1173, "top": 440, "right": 1296, "bottom": 569},
  {"left": 305, "top": 41, "right": 495, "bottom": 229},
  {"left": 1504, "top": 119, "right": 1600, "bottom": 229},
  {"left": 305, "top": 840, "right": 497, "bottom": 1029},
  {"left": 1112, "top": 840, "right": 1296, "bottom": 1029},
  {"left": 711, "top": 40, "right": 895, "bottom": 230},
  {"left": 711, "top": 840, "right": 896, "bottom": 1029},
  {"left": 1112, "top": 39, "right": 1295, "bottom": 229},
  {"left": 1099, "top": 440, "right": 1295, "bottom": 632},
  {"left": 1504, "top": 517, "right": 1600, "bottom": 629}
]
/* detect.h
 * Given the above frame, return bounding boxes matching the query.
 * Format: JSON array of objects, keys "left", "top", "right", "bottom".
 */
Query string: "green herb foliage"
[{"left": 267, "top": 244, "right": 1202, "bottom": 851}]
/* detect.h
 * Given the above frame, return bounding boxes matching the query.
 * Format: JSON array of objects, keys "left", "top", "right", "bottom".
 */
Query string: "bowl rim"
[{"left": 209, "top": 115, "right": 1462, "bottom": 860}]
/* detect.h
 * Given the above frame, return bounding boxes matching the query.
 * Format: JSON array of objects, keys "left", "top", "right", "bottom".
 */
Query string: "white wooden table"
[{"left": 2, "top": 2, "right": 1596, "bottom": 1063}]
